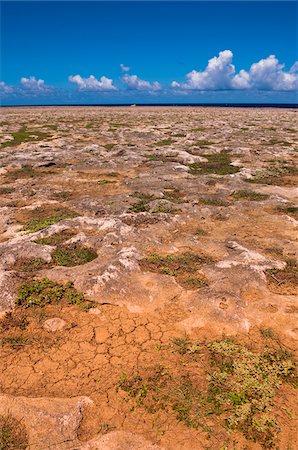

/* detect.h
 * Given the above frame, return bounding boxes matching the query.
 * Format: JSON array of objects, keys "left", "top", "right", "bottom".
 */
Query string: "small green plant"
[
  {"left": 189, "top": 151, "right": 240, "bottom": 176},
  {"left": 0, "top": 186, "right": 14, "bottom": 195},
  {"left": 201, "top": 198, "right": 230, "bottom": 207},
  {"left": 248, "top": 163, "right": 298, "bottom": 185},
  {"left": 16, "top": 277, "right": 93, "bottom": 310},
  {"left": 52, "top": 244, "right": 97, "bottom": 267},
  {"left": 152, "top": 203, "right": 179, "bottom": 214},
  {"left": 155, "top": 139, "right": 175, "bottom": 146},
  {"left": 232, "top": 190, "right": 269, "bottom": 201},
  {"left": 1, "top": 128, "right": 51, "bottom": 148},
  {"left": 276, "top": 205, "right": 298, "bottom": 220},
  {"left": 34, "top": 230, "right": 76, "bottom": 246},
  {"left": 103, "top": 143, "right": 116, "bottom": 151},
  {"left": 207, "top": 339, "right": 296, "bottom": 447},
  {"left": 191, "top": 127, "right": 206, "bottom": 132},
  {"left": 195, "top": 227, "right": 208, "bottom": 236},
  {"left": 193, "top": 139, "right": 214, "bottom": 146},
  {"left": 266, "top": 258, "right": 298, "bottom": 294},
  {"left": 129, "top": 201, "right": 150, "bottom": 213},
  {"left": 0, "top": 334, "right": 39, "bottom": 349},
  {"left": 141, "top": 252, "right": 212, "bottom": 289},
  {"left": 97, "top": 179, "right": 116, "bottom": 185},
  {"left": 0, "top": 414, "right": 28, "bottom": 449},
  {"left": 23, "top": 210, "right": 77, "bottom": 233}
]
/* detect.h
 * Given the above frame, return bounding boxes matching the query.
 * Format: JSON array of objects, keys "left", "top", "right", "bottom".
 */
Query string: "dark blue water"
[{"left": 1, "top": 103, "right": 297, "bottom": 108}]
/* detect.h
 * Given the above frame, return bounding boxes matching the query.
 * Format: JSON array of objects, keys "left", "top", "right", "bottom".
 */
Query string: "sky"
[{"left": 0, "top": 1, "right": 297, "bottom": 105}]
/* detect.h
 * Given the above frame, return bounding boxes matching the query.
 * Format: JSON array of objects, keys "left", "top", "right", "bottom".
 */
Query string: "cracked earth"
[{"left": 0, "top": 106, "right": 297, "bottom": 449}]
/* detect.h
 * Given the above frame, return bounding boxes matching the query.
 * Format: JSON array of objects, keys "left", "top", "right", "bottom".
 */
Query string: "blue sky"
[{"left": 1, "top": 1, "right": 297, "bottom": 105}]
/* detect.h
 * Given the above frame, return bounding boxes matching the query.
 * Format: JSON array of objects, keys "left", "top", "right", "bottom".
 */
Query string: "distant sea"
[{"left": 1, "top": 103, "right": 297, "bottom": 108}]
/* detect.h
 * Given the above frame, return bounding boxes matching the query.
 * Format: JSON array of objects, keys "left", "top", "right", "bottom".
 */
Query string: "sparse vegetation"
[
  {"left": 97, "top": 179, "right": 116, "bottom": 185},
  {"left": 118, "top": 337, "right": 297, "bottom": 448},
  {"left": 23, "top": 209, "right": 77, "bottom": 232},
  {"left": 0, "top": 414, "right": 28, "bottom": 449},
  {"left": 0, "top": 128, "right": 51, "bottom": 148},
  {"left": 201, "top": 198, "right": 230, "bottom": 207},
  {"left": 155, "top": 139, "right": 175, "bottom": 146},
  {"left": 140, "top": 252, "right": 212, "bottom": 289},
  {"left": 266, "top": 258, "right": 298, "bottom": 294},
  {"left": 232, "top": 190, "right": 269, "bottom": 201},
  {"left": 52, "top": 244, "right": 97, "bottom": 266},
  {"left": 16, "top": 278, "right": 93, "bottom": 310},
  {"left": 0, "top": 186, "right": 14, "bottom": 195},
  {"left": 189, "top": 151, "right": 240, "bottom": 175},
  {"left": 34, "top": 230, "right": 76, "bottom": 246},
  {"left": 248, "top": 163, "right": 298, "bottom": 185},
  {"left": 276, "top": 205, "right": 298, "bottom": 220}
]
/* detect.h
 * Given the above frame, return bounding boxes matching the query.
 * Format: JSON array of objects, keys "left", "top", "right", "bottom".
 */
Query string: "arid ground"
[{"left": 0, "top": 106, "right": 297, "bottom": 449}]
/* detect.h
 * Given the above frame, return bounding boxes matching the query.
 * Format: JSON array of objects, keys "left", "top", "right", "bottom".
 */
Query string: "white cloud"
[
  {"left": 0, "top": 81, "right": 13, "bottom": 94},
  {"left": 120, "top": 63, "right": 130, "bottom": 72},
  {"left": 172, "top": 50, "right": 235, "bottom": 90},
  {"left": 122, "top": 74, "right": 161, "bottom": 91},
  {"left": 232, "top": 55, "right": 298, "bottom": 91},
  {"left": 172, "top": 51, "right": 298, "bottom": 91},
  {"left": 68, "top": 74, "right": 117, "bottom": 91},
  {"left": 20, "top": 76, "right": 49, "bottom": 91}
]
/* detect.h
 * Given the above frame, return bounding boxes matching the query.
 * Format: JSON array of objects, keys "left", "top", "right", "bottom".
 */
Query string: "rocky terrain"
[{"left": 0, "top": 106, "right": 297, "bottom": 449}]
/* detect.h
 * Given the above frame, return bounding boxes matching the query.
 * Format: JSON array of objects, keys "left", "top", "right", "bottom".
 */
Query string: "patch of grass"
[
  {"left": 207, "top": 339, "right": 296, "bottom": 447},
  {"left": 118, "top": 338, "right": 296, "bottom": 447},
  {"left": 0, "top": 186, "right": 14, "bottom": 195},
  {"left": 52, "top": 244, "right": 97, "bottom": 267},
  {"left": 195, "top": 227, "right": 208, "bottom": 236},
  {"left": 266, "top": 258, "right": 298, "bottom": 294},
  {"left": 189, "top": 151, "right": 240, "bottom": 176},
  {"left": 0, "top": 415, "right": 28, "bottom": 449},
  {"left": 232, "top": 190, "right": 269, "bottom": 201},
  {"left": 104, "top": 172, "right": 119, "bottom": 177},
  {"left": 182, "top": 275, "right": 209, "bottom": 289},
  {"left": 34, "top": 230, "right": 76, "bottom": 246},
  {"left": 152, "top": 203, "right": 179, "bottom": 214},
  {"left": 0, "top": 334, "right": 40, "bottom": 349},
  {"left": 5, "top": 165, "right": 52, "bottom": 180},
  {"left": 162, "top": 188, "right": 185, "bottom": 204},
  {"left": 16, "top": 278, "right": 93, "bottom": 310},
  {"left": 259, "top": 327, "right": 279, "bottom": 341},
  {"left": 50, "top": 191, "right": 73, "bottom": 201},
  {"left": 145, "top": 153, "right": 177, "bottom": 163},
  {"left": 97, "top": 179, "right": 116, "bottom": 185},
  {"left": 191, "top": 127, "right": 206, "bottom": 132},
  {"left": 201, "top": 198, "right": 230, "bottom": 207},
  {"left": 23, "top": 209, "right": 77, "bottom": 233},
  {"left": 248, "top": 163, "right": 298, "bottom": 185},
  {"left": 129, "top": 201, "right": 150, "bottom": 213},
  {"left": 276, "top": 205, "right": 298, "bottom": 220},
  {"left": 0, "top": 128, "right": 51, "bottom": 148},
  {"left": 11, "top": 257, "right": 49, "bottom": 273},
  {"left": 0, "top": 311, "right": 29, "bottom": 332},
  {"left": 129, "top": 192, "right": 155, "bottom": 213},
  {"left": 140, "top": 252, "right": 212, "bottom": 289},
  {"left": 193, "top": 139, "right": 214, "bottom": 146},
  {"left": 103, "top": 143, "right": 116, "bottom": 151},
  {"left": 155, "top": 139, "right": 176, "bottom": 146}
]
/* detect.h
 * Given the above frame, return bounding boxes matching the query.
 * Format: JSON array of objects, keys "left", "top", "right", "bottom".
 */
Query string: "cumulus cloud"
[
  {"left": 68, "top": 74, "right": 117, "bottom": 91},
  {"left": 20, "top": 76, "right": 50, "bottom": 91},
  {"left": 120, "top": 63, "right": 130, "bottom": 72},
  {"left": 122, "top": 74, "right": 161, "bottom": 91},
  {"left": 232, "top": 55, "right": 298, "bottom": 91},
  {"left": 172, "top": 51, "right": 298, "bottom": 91},
  {"left": 0, "top": 81, "right": 13, "bottom": 94}
]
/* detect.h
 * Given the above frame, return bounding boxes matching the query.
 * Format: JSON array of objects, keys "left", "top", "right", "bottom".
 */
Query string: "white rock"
[{"left": 43, "top": 318, "right": 67, "bottom": 332}]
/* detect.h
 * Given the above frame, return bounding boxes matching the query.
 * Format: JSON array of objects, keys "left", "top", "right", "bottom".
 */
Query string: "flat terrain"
[{"left": 0, "top": 106, "right": 297, "bottom": 449}]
